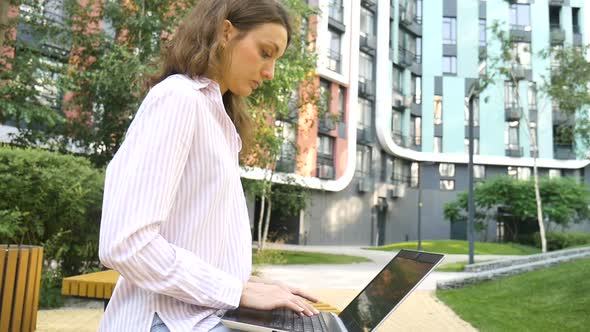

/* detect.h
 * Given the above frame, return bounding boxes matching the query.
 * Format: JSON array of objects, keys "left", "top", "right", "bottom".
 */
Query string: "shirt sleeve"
[{"left": 98, "top": 87, "right": 243, "bottom": 310}]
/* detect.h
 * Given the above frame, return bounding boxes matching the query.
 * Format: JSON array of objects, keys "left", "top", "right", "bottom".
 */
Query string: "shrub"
[
  {"left": 0, "top": 146, "right": 104, "bottom": 276},
  {"left": 533, "top": 232, "right": 590, "bottom": 251}
]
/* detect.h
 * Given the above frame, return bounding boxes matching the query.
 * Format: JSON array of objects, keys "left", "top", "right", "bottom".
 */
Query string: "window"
[
  {"left": 434, "top": 95, "right": 443, "bottom": 125},
  {"left": 573, "top": 8, "right": 581, "bottom": 34},
  {"left": 442, "top": 56, "right": 457, "bottom": 74},
  {"left": 356, "top": 145, "right": 372, "bottom": 176},
  {"left": 276, "top": 121, "right": 297, "bottom": 173},
  {"left": 464, "top": 98, "right": 480, "bottom": 126},
  {"left": 473, "top": 165, "right": 485, "bottom": 180},
  {"left": 511, "top": 42, "right": 531, "bottom": 68},
  {"left": 337, "top": 86, "right": 346, "bottom": 125},
  {"left": 479, "top": 58, "right": 487, "bottom": 76},
  {"left": 412, "top": 75, "right": 422, "bottom": 104},
  {"left": 415, "top": 37, "right": 422, "bottom": 64},
  {"left": 530, "top": 122, "right": 538, "bottom": 150},
  {"left": 507, "top": 166, "right": 518, "bottom": 178},
  {"left": 358, "top": 98, "right": 372, "bottom": 128},
  {"left": 360, "top": 7, "right": 375, "bottom": 36},
  {"left": 415, "top": 0, "right": 423, "bottom": 24},
  {"left": 549, "top": 169, "right": 562, "bottom": 178},
  {"left": 392, "top": 66, "right": 403, "bottom": 93},
  {"left": 328, "top": 0, "right": 344, "bottom": 23},
  {"left": 509, "top": 4, "right": 531, "bottom": 30},
  {"left": 319, "top": 79, "right": 331, "bottom": 115},
  {"left": 316, "top": 135, "right": 335, "bottom": 179},
  {"left": 517, "top": 167, "right": 531, "bottom": 181},
  {"left": 528, "top": 82, "right": 537, "bottom": 110},
  {"left": 411, "top": 116, "right": 421, "bottom": 146},
  {"left": 505, "top": 121, "right": 520, "bottom": 148},
  {"left": 359, "top": 52, "right": 374, "bottom": 82},
  {"left": 439, "top": 163, "right": 455, "bottom": 177},
  {"left": 505, "top": 81, "right": 518, "bottom": 107},
  {"left": 410, "top": 162, "right": 420, "bottom": 187},
  {"left": 392, "top": 110, "right": 402, "bottom": 142},
  {"left": 465, "top": 138, "right": 480, "bottom": 155},
  {"left": 392, "top": 158, "right": 405, "bottom": 184},
  {"left": 440, "top": 180, "right": 455, "bottom": 190},
  {"left": 442, "top": 17, "right": 457, "bottom": 45},
  {"left": 327, "top": 28, "right": 342, "bottom": 72},
  {"left": 382, "top": 153, "right": 393, "bottom": 182},
  {"left": 479, "top": 19, "right": 486, "bottom": 46},
  {"left": 434, "top": 137, "right": 442, "bottom": 153}
]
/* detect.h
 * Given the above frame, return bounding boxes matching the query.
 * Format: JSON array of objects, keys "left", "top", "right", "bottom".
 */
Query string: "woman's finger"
[{"left": 290, "top": 287, "right": 319, "bottom": 303}]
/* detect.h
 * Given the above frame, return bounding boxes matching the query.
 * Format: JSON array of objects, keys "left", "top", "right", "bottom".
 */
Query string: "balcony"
[
  {"left": 550, "top": 25, "right": 566, "bottom": 45},
  {"left": 316, "top": 163, "right": 335, "bottom": 179},
  {"left": 510, "top": 25, "right": 531, "bottom": 42},
  {"left": 510, "top": 64, "right": 526, "bottom": 80},
  {"left": 505, "top": 145, "right": 524, "bottom": 157},
  {"left": 549, "top": 0, "right": 564, "bottom": 5},
  {"left": 398, "top": 47, "right": 415, "bottom": 67},
  {"left": 357, "top": 126, "right": 373, "bottom": 144},
  {"left": 554, "top": 145, "right": 575, "bottom": 160},
  {"left": 358, "top": 80, "right": 375, "bottom": 98},
  {"left": 328, "top": 3, "right": 344, "bottom": 25},
  {"left": 359, "top": 34, "right": 377, "bottom": 53},
  {"left": 505, "top": 103, "right": 522, "bottom": 121},
  {"left": 399, "top": 5, "right": 414, "bottom": 26},
  {"left": 529, "top": 108, "right": 537, "bottom": 123},
  {"left": 552, "top": 109, "right": 574, "bottom": 125},
  {"left": 275, "top": 157, "right": 296, "bottom": 173},
  {"left": 318, "top": 115, "right": 336, "bottom": 134},
  {"left": 327, "top": 49, "right": 341, "bottom": 72}
]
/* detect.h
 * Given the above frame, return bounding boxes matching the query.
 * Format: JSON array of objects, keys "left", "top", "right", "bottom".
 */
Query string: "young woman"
[{"left": 97, "top": 1, "right": 318, "bottom": 331}]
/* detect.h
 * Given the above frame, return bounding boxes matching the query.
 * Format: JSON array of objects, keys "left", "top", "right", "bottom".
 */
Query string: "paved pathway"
[{"left": 37, "top": 244, "right": 517, "bottom": 331}]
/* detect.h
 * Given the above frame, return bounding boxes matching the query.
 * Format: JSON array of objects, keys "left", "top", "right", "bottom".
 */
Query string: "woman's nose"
[{"left": 262, "top": 61, "right": 275, "bottom": 80}]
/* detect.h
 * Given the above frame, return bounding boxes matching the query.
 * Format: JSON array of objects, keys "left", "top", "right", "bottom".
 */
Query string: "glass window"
[
  {"left": 440, "top": 180, "right": 455, "bottom": 190},
  {"left": 411, "top": 116, "right": 421, "bottom": 145},
  {"left": 392, "top": 66, "right": 403, "bottom": 93},
  {"left": 412, "top": 75, "right": 422, "bottom": 104},
  {"left": 505, "top": 81, "right": 517, "bottom": 106},
  {"left": 528, "top": 82, "right": 537, "bottom": 110},
  {"left": 338, "top": 86, "right": 346, "bottom": 123},
  {"left": 549, "top": 169, "right": 561, "bottom": 178},
  {"left": 473, "top": 165, "right": 485, "bottom": 179},
  {"left": 392, "top": 158, "right": 404, "bottom": 183},
  {"left": 434, "top": 137, "right": 442, "bottom": 153},
  {"left": 479, "top": 19, "right": 486, "bottom": 46},
  {"left": 530, "top": 122, "right": 538, "bottom": 148},
  {"left": 358, "top": 98, "right": 372, "bottom": 127},
  {"left": 316, "top": 135, "right": 335, "bottom": 179},
  {"left": 410, "top": 162, "right": 420, "bottom": 187},
  {"left": 392, "top": 110, "right": 402, "bottom": 138},
  {"left": 356, "top": 145, "right": 372, "bottom": 176},
  {"left": 328, "top": 0, "right": 344, "bottom": 23},
  {"left": 505, "top": 121, "right": 520, "bottom": 147},
  {"left": 442, "top": 56, "right": 457, "bottom": 74},
  {"left": 442, "top": 17, "right": 457, "bottom": 44},
  {"left": 509, "top": 4, "right": 531, "bottom": 29},
  {"left": 439, "top": 163, "right": 455, "bottom": 177},
  {"left": 518, "top": 167, "right": 531, "bottom": 180},
  {"left": 415, "top": 37, "right": 422, "bottom": 63},
  {"left": 319, "top": 79, "right": 331, "bottom": 114},
  {"left": 360, "top": 7, "right": 375, "bottom": 36},
  {"left": 328, "top": 28, "right": 342, "bottom": 72},
  {"left": 464, "top": 98, "right": 480, "bottom": 126},
  {"left": 507, "top": 166, "right": 518, "bottom": 178},
  {"left": 465, "top": 138, "right": 480, "bottom": 155},
  {"left": 317, "top": 135, "right": 334, "bottom": 156},
  {"left": 511, "top": 42, "right": 531, "bottom": 67},
  {"left": 434, "top": 96, "right": 443, "bottom": 125},
  {"left": 359, "top": 52, "right": 374, "bottom": 82}
]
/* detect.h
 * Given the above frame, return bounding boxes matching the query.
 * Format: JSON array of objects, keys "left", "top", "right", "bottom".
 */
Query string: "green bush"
[
  {"left": 0, "top": 146, "right": 104, "bottom": 277},
  {"left": 533, "top": 232, "right": 590, "bottom": 251}
]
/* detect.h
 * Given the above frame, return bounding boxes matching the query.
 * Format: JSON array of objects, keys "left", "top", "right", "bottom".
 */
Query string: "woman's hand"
[{"left": 239, "top": 279, "right": 319, "bottom": 316}]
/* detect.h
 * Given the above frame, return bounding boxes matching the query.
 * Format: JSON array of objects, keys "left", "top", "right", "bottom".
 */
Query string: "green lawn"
[
  {"left": 435, "top": 260, "right": 490, "bottom": 272},
  {"left": 367, "top": 240, "right": 540, "bottom": 255},
  {"left": 253, "top": 249, "right": 371, "bottom": 265},
  {"left": 437, "top": 258, "right": 590, "bottom": 331}
]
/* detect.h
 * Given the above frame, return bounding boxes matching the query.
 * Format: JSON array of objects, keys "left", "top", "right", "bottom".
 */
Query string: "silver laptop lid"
[{"left": 337, "top": 249, "right": 444, "bottom": 332}]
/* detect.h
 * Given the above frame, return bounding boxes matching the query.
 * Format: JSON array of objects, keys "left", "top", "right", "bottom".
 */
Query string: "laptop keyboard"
[{"left": 269, "top": 308, "right": 330, "bottom": 332}]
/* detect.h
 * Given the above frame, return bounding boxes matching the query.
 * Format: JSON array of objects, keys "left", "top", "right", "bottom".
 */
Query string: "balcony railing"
[
  {"left": 358, "top": 80, "right": 375, "bottom": 98},
  {"left": 360, "top": 34, "right": 377, "bottom": 52},
  {"left": 550, "top": 24, "right": 566, "bottom": 45},
  {"left": 505, "top": 145, "right": 524, "bottom": 157},
  {"left": 276, "top": 156, "right": 296, "bottom": 173},
  {"left": 327, "top": 49, "right": 341, "bottom": 72},
  {"left": 504, "top": 103, "right": 522, "bottom": 120},
  {"left": 357, "top": 126, "right": 373, "bottom": 144},
  {"left": 398, "top": 47, "right": 415, "bottom": 67},
  {"left": 549, "top": 0, "right": 564, "bottom": 5},
  {"left": 318, "top": 114, "right": 337, "bottom": 133},
  {"left": 554, "top": 144, "right": 575, "bottom": 160}
]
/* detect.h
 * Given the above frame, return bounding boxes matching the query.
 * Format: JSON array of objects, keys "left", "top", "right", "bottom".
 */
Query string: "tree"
[
  {"left": 444, "top": 176, "right": 590, "bottom": 244},
  {"left": 476, "top": 20, "right": 547, "bottom": 251}
]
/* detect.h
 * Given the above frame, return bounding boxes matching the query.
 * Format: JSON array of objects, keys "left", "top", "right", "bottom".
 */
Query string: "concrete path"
[{"left": 37, "top": 244, "right": 515, "bottom": 331}]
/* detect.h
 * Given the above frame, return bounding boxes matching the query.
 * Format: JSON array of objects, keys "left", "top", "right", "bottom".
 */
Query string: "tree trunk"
[
  {"left": 532, "top": 155, "right": 547, "bottom": 252},
  {"left": 261, "top": 197, "right": 272, "bottom": 250},
  {"left": 257, "top": 188, "right": 266, "bottom": 252}
]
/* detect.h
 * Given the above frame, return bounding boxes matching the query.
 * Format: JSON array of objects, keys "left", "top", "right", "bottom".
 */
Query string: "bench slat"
[
  {"left": 29, "top": 247, "right": 43, "bottom": 331},
  {"left": 10, "top": 249, "right": 30, "bottom": 331},
  {"left": 0, "top": 249, "right": 18, "bottom": 331},
  {"left": 22, "top": 247, "right": 41, "bottom": 332}
]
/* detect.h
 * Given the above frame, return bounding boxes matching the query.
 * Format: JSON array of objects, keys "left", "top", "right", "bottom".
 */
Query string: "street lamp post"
[{"left": 467, "top": 90, "right": 476, "bottom": 265}]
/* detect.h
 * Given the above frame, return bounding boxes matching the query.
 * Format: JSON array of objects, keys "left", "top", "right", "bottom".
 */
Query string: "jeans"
[{"left": 150, "top": 313, "right": 238, "bottom": 332}]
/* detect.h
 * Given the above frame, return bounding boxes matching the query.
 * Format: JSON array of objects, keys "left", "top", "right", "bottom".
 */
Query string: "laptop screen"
[{"left": 338, "top": 250, "right": 443, "bottom": 332}]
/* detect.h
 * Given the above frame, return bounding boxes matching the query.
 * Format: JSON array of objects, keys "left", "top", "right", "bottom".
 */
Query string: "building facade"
[{"left": 257, "top": 0, "right": 590, "bottom": 246}]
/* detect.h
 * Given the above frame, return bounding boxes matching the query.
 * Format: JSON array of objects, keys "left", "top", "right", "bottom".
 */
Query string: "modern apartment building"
[{"left": 255, "top": 0, "right": 590, "bottom": 246}]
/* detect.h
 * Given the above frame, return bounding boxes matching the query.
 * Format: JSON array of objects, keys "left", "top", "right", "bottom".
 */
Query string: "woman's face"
[{"left": 220, "top": 22, "right": 288, "bottom": 96}]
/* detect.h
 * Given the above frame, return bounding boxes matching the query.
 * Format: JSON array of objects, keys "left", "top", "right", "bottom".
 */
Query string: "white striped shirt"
[{"left": 98, "top": 74, "right": 252, "bottom": 332}]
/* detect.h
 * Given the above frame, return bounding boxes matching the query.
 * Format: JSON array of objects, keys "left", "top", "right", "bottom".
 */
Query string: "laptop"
[{"left": 221, "top": 249, "right": 445, "bottom": 332}]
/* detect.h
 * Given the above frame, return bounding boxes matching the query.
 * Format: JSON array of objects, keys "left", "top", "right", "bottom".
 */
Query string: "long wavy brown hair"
[{"left": 145, "top": 0, "right": 292, "bottom": 154}]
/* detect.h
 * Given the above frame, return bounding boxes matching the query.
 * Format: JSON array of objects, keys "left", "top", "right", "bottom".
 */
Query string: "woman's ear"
[{"left": 222, "top": 19, "right": 236, "bottom": 44}]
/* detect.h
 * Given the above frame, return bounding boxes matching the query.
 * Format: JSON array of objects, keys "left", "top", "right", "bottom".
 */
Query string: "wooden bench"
[
  {"left": 61, "top": 270, "right": 340, "bottom": 313},
  {"left": 0, "top": 244, "right": 44, "bottom": 332}
]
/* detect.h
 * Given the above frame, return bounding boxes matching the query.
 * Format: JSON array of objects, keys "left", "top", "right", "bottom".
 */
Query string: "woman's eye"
[{"left": 261, "top": 50, "right": 272, "bottom": 58}]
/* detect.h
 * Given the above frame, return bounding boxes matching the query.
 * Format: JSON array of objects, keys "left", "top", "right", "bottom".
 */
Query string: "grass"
[
  {"left": 435, "top": 260, "right": 492, "bottom": 272},
  {"left": 367, "top": 240, "right": 540, "bottom": 255},
  {"left": 252, "top": 249, "right": 371, "bottom": 265},
  {"left": 437, "top": 258, "right": 590, "bottom": 331}
]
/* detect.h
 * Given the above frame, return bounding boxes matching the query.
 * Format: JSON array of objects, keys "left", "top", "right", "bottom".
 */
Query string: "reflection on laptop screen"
[{"left": 338, "top": 250, "right": 442, "bottom": 332}]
